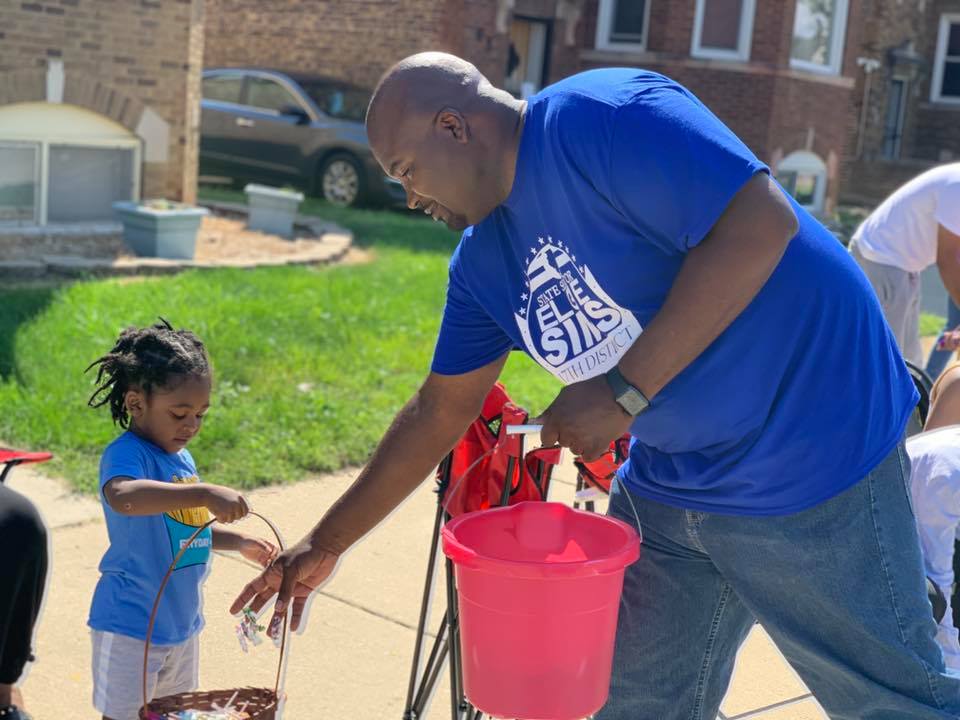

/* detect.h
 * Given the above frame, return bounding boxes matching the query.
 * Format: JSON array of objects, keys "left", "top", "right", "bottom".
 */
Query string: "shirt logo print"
[{"left": 515, "top": 236, "right": 642, "bottom": 384}]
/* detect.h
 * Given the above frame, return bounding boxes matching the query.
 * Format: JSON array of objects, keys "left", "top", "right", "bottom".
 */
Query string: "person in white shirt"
[
  {"left": 850, "top": 163, "right": 960, "bottom": 366},
  {"left": 909, "top": 362, "right": 960, "bottom": 670}
]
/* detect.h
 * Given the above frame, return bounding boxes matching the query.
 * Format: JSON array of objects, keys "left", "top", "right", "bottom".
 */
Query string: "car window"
[
  {"left": 298, "top": 81, "right": 370, "bottom": 122},
  {"left": 246, "top": 77, "right": 302, "bottom": 114},
  {"left": 202, "top": 75, "right": 243, "bottom": 104}
]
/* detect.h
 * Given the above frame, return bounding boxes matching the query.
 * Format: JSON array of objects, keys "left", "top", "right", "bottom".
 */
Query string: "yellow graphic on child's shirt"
[{"left": 164, "top": 474, "right": 211, "bottom": 526}]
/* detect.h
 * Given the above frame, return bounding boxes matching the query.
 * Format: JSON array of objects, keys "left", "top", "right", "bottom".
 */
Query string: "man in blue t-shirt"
[{"left": 233, "top": 54, "right": 960, "bottom": 717}]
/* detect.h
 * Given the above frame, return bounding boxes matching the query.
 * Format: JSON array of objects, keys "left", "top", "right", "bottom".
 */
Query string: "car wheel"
[{"left": 320, "top": 153, "right": 365, "bottom": 207}]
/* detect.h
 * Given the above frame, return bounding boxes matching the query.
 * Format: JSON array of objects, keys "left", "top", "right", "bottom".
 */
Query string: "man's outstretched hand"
[{"left": 230, "top": 540, "right": 339, "bottom": 636}]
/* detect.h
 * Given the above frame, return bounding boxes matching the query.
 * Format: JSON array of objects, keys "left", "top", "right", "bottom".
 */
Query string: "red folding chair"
[
  {"left": 0, "top": 447, "right": 53, "bottom": 484},
  {"left": 572, "top": 435, "right": 631, "bottom": 512},
  {"left": 403, "top": 383, "right": 562, "bottom": 720}
]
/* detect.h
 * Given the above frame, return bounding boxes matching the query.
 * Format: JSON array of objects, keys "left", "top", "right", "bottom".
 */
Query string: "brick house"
[
  {"left": 569, "top": 0, "right": 866, "bottom": 215},
  {"left": 0, "top": 0, "right": 203, "bottom": 227},
  {"left": 205, "top": 0, "right": 960, "bottom": 214},
  {"left": 844, "top": 0, "right": 960, "bottom": 204}
]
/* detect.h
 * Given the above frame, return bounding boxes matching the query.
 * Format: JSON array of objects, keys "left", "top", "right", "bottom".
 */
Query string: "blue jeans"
[
  {"left": 598, "top": 443, "right": 960, "bottom": 719},
  {"left": 926, "top": 298, "right": 960, "bottom": 380}
]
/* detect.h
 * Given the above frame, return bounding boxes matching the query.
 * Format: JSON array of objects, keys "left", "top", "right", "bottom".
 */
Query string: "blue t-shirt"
[
  {"left": 88, "top": 431, "right": 213, "bottom": 644},
  {"left": 432, "top": 69, "right": 917, "bottom": 516}
]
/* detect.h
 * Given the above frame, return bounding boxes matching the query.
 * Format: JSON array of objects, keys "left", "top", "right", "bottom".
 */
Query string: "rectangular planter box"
[
  {"left": 244, "top": 184, "right": 304, "bottom": 239},
  {"left": 113, "top": 201, "right": 209, "bottom": 260}
]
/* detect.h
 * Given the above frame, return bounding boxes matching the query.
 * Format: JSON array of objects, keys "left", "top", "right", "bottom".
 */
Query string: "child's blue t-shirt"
[
  {"left": 88, "top": 431, "right": 213, "bottom": 644},
  {"left": 431, "top": 68, "right": 917, "bottom": 516}
]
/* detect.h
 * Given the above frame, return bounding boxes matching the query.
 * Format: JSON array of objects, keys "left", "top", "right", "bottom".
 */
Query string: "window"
[
  {"left": 595, "top": 0, "right": 650, "bottom": 51},
  {"left": 790, "top": 0, "right": 849, "bottom": 75},
  {"left": 299, "top": 81, "right": 370, "bottom": 122},
  {"left": 47, "top": 145, "right": 135, "bottom": 222},
  {"left": 882, "top": 79, "right": 908, "bottom": 159},
  {"left": 0, "top": 143, "right": 39, "bottom": 226},
  {"left": 776, "top": 151, "right": 827, "bottom": 214},
  {"left": 692, "top": 0, "right": 755, "bottom": 61},
  {"left": 202, "top": 74, "right": 243, "bottom": 104},
  {"left": 0, "top": 102, "right": 139, "bottom": 225},
  {"left": 931, "top": 14, "right": 960, "bottom": 103},
  {"left": 245, "top": 77, "right": 301, "bottom": 114}
]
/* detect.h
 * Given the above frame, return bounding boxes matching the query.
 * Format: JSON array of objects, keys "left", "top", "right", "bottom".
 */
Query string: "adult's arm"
[
  {"left": 230, "top": 353, "right": 508, "bottom": 631},
  {"left": 539, "top": 173, "right": 798, "bottom": 458}
]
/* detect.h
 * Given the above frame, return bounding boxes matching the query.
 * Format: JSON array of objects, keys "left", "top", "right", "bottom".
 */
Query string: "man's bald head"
[
  {"left": 366, "top": 52, "right": 486, "bottom": 143},
  {"left": 365, "top": 52, "right": 525, "bottom": 231}
]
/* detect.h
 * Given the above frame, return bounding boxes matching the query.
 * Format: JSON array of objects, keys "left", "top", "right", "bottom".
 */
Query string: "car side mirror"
[{"left": 281, "top": 105, "right": 310, "bottom": 125}]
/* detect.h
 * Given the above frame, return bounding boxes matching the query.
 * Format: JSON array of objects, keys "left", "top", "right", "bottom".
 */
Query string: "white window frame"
[
  {"left": 0, "top": 137, "right": 141, "bottom": 225},
  {"left": 789, "top": 0, "right": 850, "bottom": 76},
  {"left": 931, "top": 13, "right": 960, "bottom": 104},
  {"left": 691, "top": 0, "right": 756, "bottom": 62},
  {"left": 0, "top": 141, "right": 42, "bottom": 226},
  {"left": 595, "top": 0, "right": 651, "bottom": 52}
]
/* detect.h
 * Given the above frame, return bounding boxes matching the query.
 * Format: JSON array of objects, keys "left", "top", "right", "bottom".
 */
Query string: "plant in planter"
[
  {"left": 244, "top": 184, "right": 304, "bottom": 239},
  {"left": 112, "top": 199, "right": 209, "bottom": 260}
]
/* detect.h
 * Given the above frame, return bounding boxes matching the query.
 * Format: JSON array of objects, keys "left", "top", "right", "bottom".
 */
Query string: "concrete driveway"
[{"left": 10, "top": 458, "right": 825, "bottom": 719}]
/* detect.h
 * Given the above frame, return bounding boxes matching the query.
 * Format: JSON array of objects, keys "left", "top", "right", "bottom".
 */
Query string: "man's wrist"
[
  {"left": 309, "top": 525, "right": 348, "bottom": 558},
  {"left": 605, "top": 365, "right": 650, "bottom": 417}
]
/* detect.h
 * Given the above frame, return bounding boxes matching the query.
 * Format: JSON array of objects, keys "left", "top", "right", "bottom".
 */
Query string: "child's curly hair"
[{"left": 86, "top": 318, "right": 210, "bottom": 427}]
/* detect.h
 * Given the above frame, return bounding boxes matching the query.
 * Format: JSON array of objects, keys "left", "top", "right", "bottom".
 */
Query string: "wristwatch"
[{"left": 605, "top": 366, "right": 650, "bottom": 417}]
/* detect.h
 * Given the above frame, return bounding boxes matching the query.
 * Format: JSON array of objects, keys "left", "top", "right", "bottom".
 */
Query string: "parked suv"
[{"left": 199, "top": 68, "right": 405, "bottom": 207}]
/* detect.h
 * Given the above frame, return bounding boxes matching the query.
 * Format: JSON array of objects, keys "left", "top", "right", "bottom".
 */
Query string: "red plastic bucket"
[{"left": 441, "top": 501, "right": 641, "bottom": 720}]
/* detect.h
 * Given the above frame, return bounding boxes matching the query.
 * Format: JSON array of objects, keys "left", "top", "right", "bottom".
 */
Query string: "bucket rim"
[{"left": 441, "top": 501, "right": 640, "bottom": 578}]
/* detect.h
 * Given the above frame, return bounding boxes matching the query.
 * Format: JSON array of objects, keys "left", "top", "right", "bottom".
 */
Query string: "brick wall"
[
  {"left": 204, "top": 0, "right": 585, "bottom": 99},
  {"left": 843, "top": 0, "right": 960, "bottom": 203},
  {"left": 450, "top": 0, "right": 508, "bottom": 86},
  {"left": 0, "top": 0, "right": 204, "bottom": 203},
  {"left": 204, "top": 0, "right": 456, "bottom": 91},
  {"left": 577, "top": 1, "right": 858, "bottom": 212},
  {"left": 910, "top": 0, "right": 960, "bottom": 164}
]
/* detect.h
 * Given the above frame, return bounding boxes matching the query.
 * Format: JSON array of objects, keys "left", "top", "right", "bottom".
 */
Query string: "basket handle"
[{"left": 141, "top": 510, "right": 289, "bottom": 716}]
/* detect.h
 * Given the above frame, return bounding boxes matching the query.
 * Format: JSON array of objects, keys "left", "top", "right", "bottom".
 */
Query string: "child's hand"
[
  {"left": 203, "top": 485, "right": 250, "bottom": 523},
  {"left": 239, "top": 536, "right": 279, "bottom": 567},
  {"left": 938, "top": 329, "right": 960, "bottom": 351}
]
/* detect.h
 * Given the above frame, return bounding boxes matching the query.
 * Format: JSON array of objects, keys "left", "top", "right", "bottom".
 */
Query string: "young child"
[{"left": 85, "top": 320, "right": 277, "bottom": 720}]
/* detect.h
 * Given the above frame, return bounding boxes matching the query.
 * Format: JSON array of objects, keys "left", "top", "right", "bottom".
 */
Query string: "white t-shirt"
[
  {"left": 907, "top": 425, "right": 960, "bottom": 671},
  {"left": 853, "top": 163, "right": 960, "bottom": 273}
]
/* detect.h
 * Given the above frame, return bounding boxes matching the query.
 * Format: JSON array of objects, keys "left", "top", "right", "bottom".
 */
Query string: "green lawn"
[
  {"left": 0, "top": 191, "right": 560, "bottom": 493},
  {"left": 921, "top": 312, "right": 947, "bottom": 338}
]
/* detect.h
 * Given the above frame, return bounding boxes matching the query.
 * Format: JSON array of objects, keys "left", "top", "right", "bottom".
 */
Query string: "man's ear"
[
  {"left": 436, "top": 108, "right": 469, "bottom": 143},
  {"left": 125, "top": 389, "right": 146, "bottom": 419}
]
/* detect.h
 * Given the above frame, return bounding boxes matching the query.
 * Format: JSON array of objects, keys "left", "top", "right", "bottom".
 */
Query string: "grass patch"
[
  {"left": 921, "top": 312, "right": 947, "bottom": 338},
  {"left": 0, "top": 191, "right": 560, "bottom": 492}
]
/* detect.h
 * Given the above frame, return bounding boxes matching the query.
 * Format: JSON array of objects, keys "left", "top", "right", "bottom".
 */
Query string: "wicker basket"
[{"left": 138, "top": 512, "right": 288, "bottom": 719}]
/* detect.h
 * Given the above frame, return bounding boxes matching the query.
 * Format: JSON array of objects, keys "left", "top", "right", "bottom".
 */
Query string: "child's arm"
[
  {"left": 103, "top": 477, "right": 249, "bottom": 523},
  {"left": 213, "top": 527, "right": 279, "bottom": 567}
]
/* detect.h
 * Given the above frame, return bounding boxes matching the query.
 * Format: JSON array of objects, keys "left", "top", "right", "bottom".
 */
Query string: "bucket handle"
[
  {"left": 505, "top": 425, "right": 643, "bottom": 544},
  {"left": 140, "top": 511, "right": 289, "bottom": 716}
]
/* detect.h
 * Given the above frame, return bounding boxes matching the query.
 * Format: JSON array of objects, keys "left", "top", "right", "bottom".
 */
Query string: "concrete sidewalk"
[{"left": 10, "top": 459, "right": 826, "bottom": 719}]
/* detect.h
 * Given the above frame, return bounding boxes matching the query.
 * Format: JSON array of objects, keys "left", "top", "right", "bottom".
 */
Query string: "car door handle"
[{"left": 235, "top": 117, "right": 255, "bottom": 128}]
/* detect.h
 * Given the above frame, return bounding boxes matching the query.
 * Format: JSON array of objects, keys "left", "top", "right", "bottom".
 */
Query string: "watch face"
[{"left": 621, "top": 389, "right": 648, "bottom": 416}]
